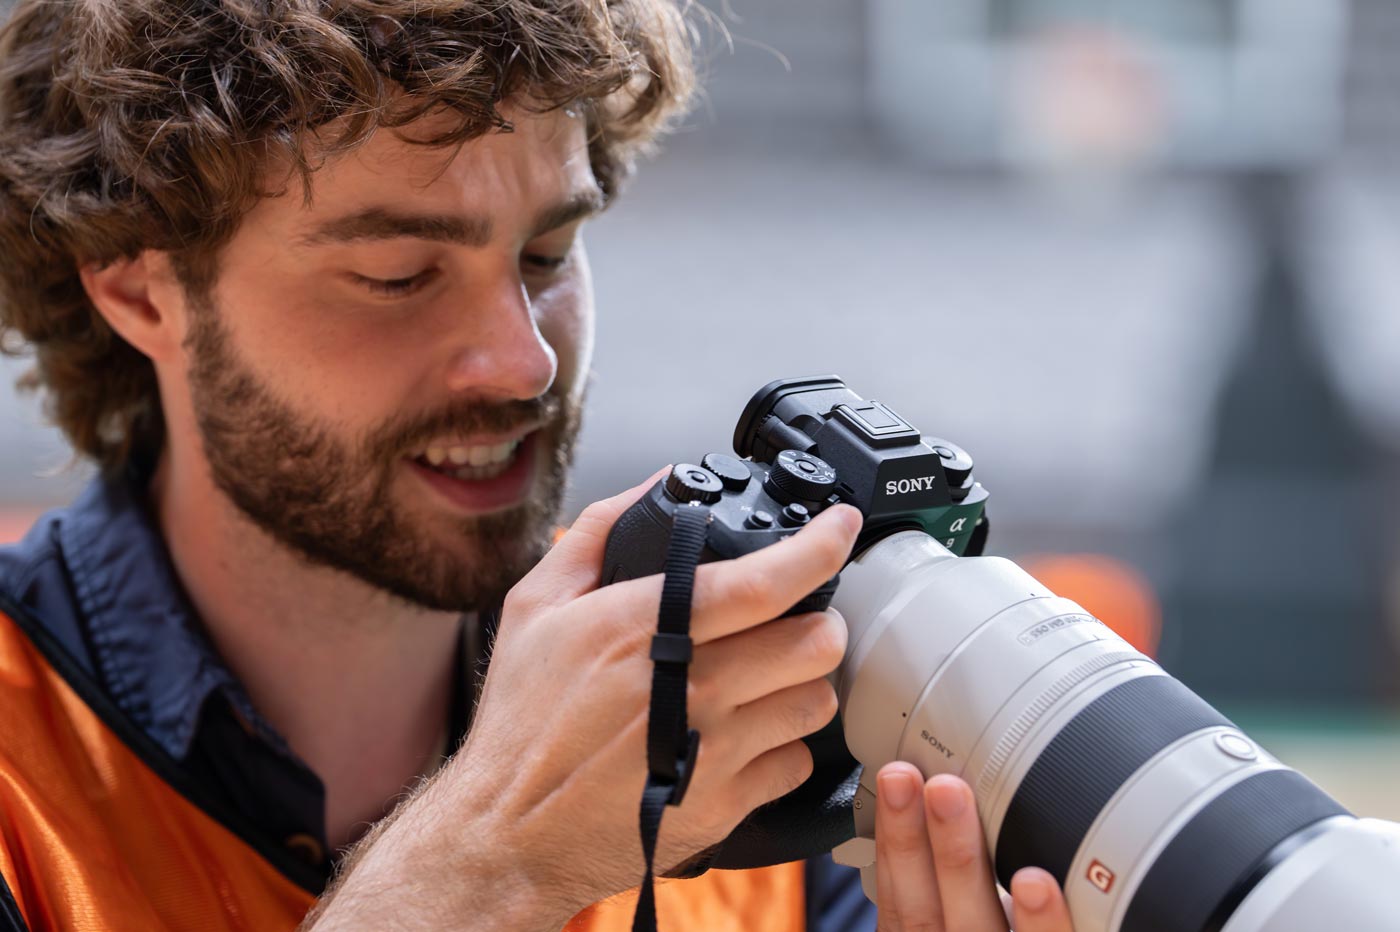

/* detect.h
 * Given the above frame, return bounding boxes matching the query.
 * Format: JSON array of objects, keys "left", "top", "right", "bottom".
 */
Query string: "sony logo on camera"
[
  {"left": 885, "top": 476, "right": 941, "bottom": 495},
  {"left": 870, "top": 451, "right": 950, "bottom": 517}
]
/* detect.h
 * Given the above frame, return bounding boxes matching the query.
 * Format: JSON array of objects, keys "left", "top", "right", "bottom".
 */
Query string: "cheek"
[
  {"left": 205, "top": 281, "right": 416, "bottom": 434},
  {"left": 206, "top": 215, "right": 430, "bottom": 435}
]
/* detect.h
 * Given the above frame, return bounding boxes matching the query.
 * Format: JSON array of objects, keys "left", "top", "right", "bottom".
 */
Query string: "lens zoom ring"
[
  {"left": 976, "top": 650, "right": 1147, "bottom": 800},
  {"left": 1121, "top": 769, "right": 1349, "bottom": 932},
  {"left": 994, "top": 675, "right": 1232, "bottom": 888}
]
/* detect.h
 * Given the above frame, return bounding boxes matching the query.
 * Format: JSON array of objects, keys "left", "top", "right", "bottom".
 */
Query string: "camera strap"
[{"left": 631, "top": 502, "right": 708, "bottom": 932}]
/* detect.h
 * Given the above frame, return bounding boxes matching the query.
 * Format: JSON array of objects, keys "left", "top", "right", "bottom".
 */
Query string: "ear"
[{"left": 79, "top": 251, "right": 189, "bottom": 363}]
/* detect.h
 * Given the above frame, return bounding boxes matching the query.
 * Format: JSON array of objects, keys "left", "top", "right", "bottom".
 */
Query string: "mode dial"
[
  {"left": 664, "top": 464, "right": 724, "bottom": 505},
  {"left": 764, "top": 449, "right": 838, "bottom": 506}
]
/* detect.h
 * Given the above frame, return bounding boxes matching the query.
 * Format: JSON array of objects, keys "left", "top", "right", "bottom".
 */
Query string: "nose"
[{"left": 442, "top": 278, "right": 558, "bottom": 401}]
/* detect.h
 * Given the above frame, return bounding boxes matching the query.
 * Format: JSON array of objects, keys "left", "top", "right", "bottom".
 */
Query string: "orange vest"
[{"left": 0, "top": 609, "right": 804, "bottom": 931}]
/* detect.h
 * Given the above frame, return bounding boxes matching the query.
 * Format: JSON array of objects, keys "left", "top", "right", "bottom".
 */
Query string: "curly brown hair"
[{"left": 0, "top": 0, "right": 695, "bottom": 467}]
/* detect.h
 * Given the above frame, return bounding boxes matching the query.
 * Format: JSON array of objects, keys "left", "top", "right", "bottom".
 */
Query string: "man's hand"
[
  {"left": 306, "top": 468, "right": 863, "bottom": 931},
  {"left": 875, "top": 762, "right": 1075, "bottom": 932}
]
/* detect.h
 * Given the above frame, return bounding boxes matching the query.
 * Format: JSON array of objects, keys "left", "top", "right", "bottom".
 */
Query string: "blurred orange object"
[
  {"left": 0, "top": 511, "right": 37, "bottom": 545},
  {"left": 1019, "top": 554, "right": 1161, "bottom": 658}
]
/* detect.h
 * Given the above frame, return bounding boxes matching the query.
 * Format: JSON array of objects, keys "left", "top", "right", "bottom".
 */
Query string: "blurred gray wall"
[{"left": 3, "top": 0, "right": 1400, "bottom": 705}]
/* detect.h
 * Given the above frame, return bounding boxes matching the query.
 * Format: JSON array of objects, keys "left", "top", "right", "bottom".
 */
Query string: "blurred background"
[{"left": 3, "top": 0, "right": 1399, "bottom": 816}]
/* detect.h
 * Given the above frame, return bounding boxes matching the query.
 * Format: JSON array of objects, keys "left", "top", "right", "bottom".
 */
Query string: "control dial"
[
  {"left": 925, "top": 438, "right": 973, "bottom": 487},
  {"left": 701, "top": 453, "right": 752, "bottom": 492}
]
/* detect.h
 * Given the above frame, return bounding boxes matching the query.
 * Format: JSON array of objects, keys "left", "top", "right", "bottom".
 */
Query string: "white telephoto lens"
[{"left": 830, "top": 531, "right": 1400, "bottom": 932}]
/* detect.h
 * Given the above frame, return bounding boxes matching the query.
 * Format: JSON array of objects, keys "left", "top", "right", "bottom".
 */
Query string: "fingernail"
[
  {"left": 830, "top": 504, "right": 863, "bottom": 536},
  {"left": 926, "top": 776, "right": 967, "bottom": 822},
  {"left": 1014, "top": 870, "right": 1051, "bottom": 912},
  {"left": 878, "top": 771, "right": 917, "bottom": 810},
  {"left": 818, "top": 608, "right": 848, "bottom": 651}
]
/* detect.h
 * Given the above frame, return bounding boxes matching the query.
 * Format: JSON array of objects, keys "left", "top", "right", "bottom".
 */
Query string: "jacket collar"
[{"left": 58, "top": 472, "right": 291, "bottom": 761}]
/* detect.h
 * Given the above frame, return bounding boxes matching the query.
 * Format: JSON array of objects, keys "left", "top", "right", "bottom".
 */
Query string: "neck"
[{"left": 151, "top": 451, "right": 464, "bottom": 851}]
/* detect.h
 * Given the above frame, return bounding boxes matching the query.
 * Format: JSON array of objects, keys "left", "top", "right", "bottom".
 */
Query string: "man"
[{"left": 0, "top": 2, "right": 1072, "bottom": 929}]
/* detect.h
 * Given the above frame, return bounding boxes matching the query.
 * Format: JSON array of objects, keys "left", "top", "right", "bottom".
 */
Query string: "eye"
[
  {"left": 352, "top": 269, "right": 438, "bottom": 297},
  {"left": 522, "top": 253, "right": 568, "bottom": 272}
]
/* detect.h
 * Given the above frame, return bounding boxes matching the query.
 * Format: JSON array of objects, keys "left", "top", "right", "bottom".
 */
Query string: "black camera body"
[
  {"left": 602, "top": 376, "right": 990, "bottom": 590},
  {"left": 601, "top": 376, "right": 990, "bottom": 869}
]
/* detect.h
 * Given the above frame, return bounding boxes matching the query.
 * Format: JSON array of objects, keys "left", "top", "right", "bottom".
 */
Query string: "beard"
[{"left": 183, "top": 304, "right": 581, "bottom": 613}]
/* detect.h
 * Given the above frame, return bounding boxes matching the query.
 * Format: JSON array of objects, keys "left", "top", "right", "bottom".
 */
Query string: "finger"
[
  {"left": 689, "top": 504, "right": 860, "bottom": 642},
  {"left": 1010, "top": 868, "right": 1075, "bottom": 932},
  {"left": 597, "top": 502, "right": 861, "bottom": 645},
  {"left": 923, "top": 775, "right": 1006, "bottom": 932},
  {"left": 689, "top": 609, "right": 847, "bottom": 708},
  {"left": 875, "top": 763, "right": 943, "bottom": 930},
  {"left": 513, "top": 465, "right": 670, "bottom": 607},
  {"left": 724, "top": 738, "right": 814, "bottom": 818},
  {"left": 875, "top": 847, "right": 901, "bottom": 932},
  {"left": 702, "top": 678, "right": 838, "bottom": 772}
]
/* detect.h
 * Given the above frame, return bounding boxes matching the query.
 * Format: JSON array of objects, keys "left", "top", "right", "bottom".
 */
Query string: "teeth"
[
  {"left": 420, "top": 438, "right": 522, "bottom": 474},
  {"left": 450, "top": 460, "right": 512, "bottom": 481}
]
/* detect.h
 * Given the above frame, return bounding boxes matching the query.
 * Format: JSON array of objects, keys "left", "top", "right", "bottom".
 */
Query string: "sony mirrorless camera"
[{"left": 602, "top": 376, "right": 1400, "bottom": 932}]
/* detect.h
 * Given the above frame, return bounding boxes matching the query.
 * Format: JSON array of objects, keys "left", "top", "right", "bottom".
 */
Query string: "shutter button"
[{"left": 664, "top": 464, "right": 724, "bottom": 505}]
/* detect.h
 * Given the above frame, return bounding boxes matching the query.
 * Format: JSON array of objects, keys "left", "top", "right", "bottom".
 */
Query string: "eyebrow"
[{"left": 296, "top": 187, "right": 606, "bottom": 249}]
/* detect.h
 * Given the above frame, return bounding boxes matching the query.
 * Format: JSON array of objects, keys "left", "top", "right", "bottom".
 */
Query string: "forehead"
[{"left": 248, "top": 104, "right": 596, "bottom": 237}]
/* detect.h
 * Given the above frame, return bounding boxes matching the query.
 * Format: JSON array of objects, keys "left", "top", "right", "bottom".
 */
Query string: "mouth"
[
  {"left": 405, "top": 430, "right": 539, "bottom": 515},
  {"left": 414, "top": 436, "right": 524, "bottom": 481}
]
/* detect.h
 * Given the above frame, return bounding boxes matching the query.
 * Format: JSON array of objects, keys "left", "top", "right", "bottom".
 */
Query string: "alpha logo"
[
  {"left": 1087, "top": 860, "right": 1115, "bottom": 894},
  {"left": 885, "top": 476, "right": 940, "bottom": 495}
]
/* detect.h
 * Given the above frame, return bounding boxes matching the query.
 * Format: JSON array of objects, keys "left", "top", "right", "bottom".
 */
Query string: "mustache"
[{"left": 369, "top": 394, "right": 563, "bottom": 459}]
